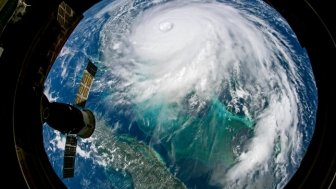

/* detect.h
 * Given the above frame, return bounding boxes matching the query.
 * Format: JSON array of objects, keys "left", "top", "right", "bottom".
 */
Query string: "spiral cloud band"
[
  {"left": 44, "top": 0, "right": 317, "bottom": 188},
  {"left": 96, "top": 1, "right": 311, "bottom": 188}
]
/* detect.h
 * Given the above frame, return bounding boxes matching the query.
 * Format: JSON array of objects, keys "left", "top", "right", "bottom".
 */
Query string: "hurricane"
[{"left": 43, "top": 0, "right": 317, "bottom": 188}]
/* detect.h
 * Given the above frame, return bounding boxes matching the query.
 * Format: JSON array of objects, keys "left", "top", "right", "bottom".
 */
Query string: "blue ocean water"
[{"left": 43, "top": 0, "right": 317, "bottom": 188}]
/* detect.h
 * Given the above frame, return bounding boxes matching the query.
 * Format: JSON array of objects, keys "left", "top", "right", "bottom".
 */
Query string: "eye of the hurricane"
[
  {"left": 42, "top": 0, "right": 318, "bottom": 189},
  {"left": 159, "top": 21, "right": 174, "bottom": 32}
]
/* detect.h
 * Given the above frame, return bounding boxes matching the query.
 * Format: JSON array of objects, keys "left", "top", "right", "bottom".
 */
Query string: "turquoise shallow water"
[
  {"left": 42, "top": 0, "right": 317, "bottom": 188},
  {"left": 135, "top": 98, "right": 254, "bottom": 167}
]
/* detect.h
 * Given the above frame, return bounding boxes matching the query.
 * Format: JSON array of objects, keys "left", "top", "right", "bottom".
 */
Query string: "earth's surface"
[{"left": 43, "top": 0, "right": 318, "bottom": 188}]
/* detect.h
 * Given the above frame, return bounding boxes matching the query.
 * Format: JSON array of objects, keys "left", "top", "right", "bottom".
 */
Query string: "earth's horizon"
[{"left": 43, "top": 0, "right": 317, "bottom": 188}]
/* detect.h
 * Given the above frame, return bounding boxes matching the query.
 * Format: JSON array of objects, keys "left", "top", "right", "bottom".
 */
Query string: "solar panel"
[
  {"left": 63, "top": 134, "right": 77, "bottom": 178},
  {"left": 62, "top": 60, "right": 97, "bottom": 178},
  {"left": 74, "top": 61, "right": 97, "bottom": 108}
]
